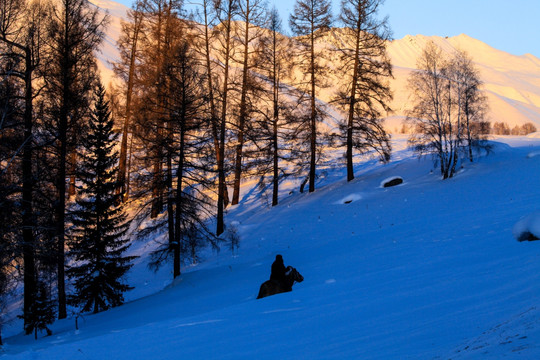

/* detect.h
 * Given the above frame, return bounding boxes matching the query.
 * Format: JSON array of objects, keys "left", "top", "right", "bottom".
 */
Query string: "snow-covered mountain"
[
  {"left": 89, "top": 0, "right": 540, "bottom": 132},
  {"left": 386, "top": 33, "right": 540, "bottom": 131}
]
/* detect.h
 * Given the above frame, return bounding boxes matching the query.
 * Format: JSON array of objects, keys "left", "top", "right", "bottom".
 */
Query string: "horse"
[{"left": 257, "top": 266, "right": 304, "bottom": 299}]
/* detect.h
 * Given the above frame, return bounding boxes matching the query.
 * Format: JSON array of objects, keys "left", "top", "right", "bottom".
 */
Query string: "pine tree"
[
  {"left": 68, "top": 83, "right": 135, "bottom": 314},
  {"left": 26, "top": 280, "right": 55, "bottom": 340}
]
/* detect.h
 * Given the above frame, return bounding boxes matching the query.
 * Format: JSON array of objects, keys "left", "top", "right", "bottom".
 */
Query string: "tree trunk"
[
  {"left": 68, "top": 149, "right": 77, "bottom": 198},
  {"left": 203, "top": 0, "right": 229, "bottom": 208},
  {"left": 151, "top": 7, "right": 165, "bottom": 219},
  {"left": 22, "top": 47, "right": 37, "bottom": 334},
  {"left": 173, "top": 113, "right": 185, "bottom": 278},
  {"left": 309, "top": 29, "right": 316, "bottom": 193},
  {"left": 231, "top": 0, "right": 251, "bottom": 205},
  {"left": 346, "top": 26, "right": 362, "bottom": 182},
  {"left": 217, "top": 1, "right": 234, "bottom": 236},
  {"left": 271, "top": 29, "right": 280, "bottom": 206},
  {"left": 118, "top": 10, "right": 142, "bottom": 202}
]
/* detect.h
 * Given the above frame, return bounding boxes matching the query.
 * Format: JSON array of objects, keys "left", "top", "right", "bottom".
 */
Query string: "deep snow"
[{"left": 2, "top": 134, "right": 540, "bottom": 359}]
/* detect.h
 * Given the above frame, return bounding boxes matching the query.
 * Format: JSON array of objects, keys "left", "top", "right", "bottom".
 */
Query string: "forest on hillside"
[{"left": 0, "top": 0, "right": 515, "bottom": 341}]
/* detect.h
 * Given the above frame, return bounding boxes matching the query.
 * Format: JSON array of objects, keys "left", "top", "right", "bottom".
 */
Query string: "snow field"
[{"left": 3, "top": 136, "right": 540, "bottom": 359}]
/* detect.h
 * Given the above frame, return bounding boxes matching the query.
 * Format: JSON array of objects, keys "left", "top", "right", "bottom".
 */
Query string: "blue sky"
[{"left": 115, "top": 0, "right": 540, "bottom": 57}]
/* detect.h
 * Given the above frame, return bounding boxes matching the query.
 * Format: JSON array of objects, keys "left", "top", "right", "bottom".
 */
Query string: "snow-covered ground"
[{"left": 2, "top": 134, "right": 540, "bottom": 359}]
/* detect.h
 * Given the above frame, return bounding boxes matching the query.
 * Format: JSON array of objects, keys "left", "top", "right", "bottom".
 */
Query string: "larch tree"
[
  {"left": 147, "top": 38, "right": 218, "bottom": 278},
  {"left": 230, "top": 0, "right": 267, "bottom": 205},
  {"left": 192, "top": 0, "right": 230, "bottom": 209},
  {"left": 213, "top": 0, "right": 238, "bottom": 235},
  {"left": 289, "top": 0, "right": 332, "bottom": 193},
  {"left": 114, "top": 1, "right": 145, "bottom": 202},
  {"left": 337, "top": 0, "right": 392, "bottom": 181},
  {"left": 68, "top": 83, "right": 135, "bottom": 314},
  {"left": 250, "top": 6, "right": 293, "bottom": 206},
  {"left": 0, "top": 0, "right": 48, "bottom": 333},
  {"left": 45, "top": 0, "right": 106, "bottom": 319}
]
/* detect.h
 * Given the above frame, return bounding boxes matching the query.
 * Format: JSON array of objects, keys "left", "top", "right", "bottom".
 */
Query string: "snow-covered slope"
[
  {"left": 3, "top": 134, "right": 540, "bottom": 359},
  {"left": 3, "top": 1, "right": 540, "bottom": 358}
]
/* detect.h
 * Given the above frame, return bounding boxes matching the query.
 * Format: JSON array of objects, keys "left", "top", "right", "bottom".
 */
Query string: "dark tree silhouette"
[{"left": 68, "top": 83, "right": 135, "bottom": 314}]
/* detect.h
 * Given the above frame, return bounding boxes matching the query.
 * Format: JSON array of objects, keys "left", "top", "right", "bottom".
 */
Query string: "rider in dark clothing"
[{"left": 270, "top": 254, "right": 287, "bottom": 285}]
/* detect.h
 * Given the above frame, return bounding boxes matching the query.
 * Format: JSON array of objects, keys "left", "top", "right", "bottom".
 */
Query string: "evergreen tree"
[
  {"left": 68, "top": 83, "right": 135, "bottom": 314},
  {"left": 26, "top": 280, "right": 55, "bottom": 340}
]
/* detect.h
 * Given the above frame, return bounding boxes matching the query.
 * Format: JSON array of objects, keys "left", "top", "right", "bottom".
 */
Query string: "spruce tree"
[
  {"left": 68, "top": 83, "right": 135, "bottom": 314},
  {"left": 27, "top": 280, "right": 55, "bottom": 339}
]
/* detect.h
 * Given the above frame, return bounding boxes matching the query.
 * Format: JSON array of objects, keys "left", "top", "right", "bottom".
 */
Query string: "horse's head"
[{"left": 286, "top": 266, "right": 304, "bottom": 283}]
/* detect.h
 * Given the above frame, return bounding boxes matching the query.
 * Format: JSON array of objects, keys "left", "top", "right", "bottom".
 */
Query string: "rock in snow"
[{"left": 513, "top": 213, "right": 540, "bottom": 241}]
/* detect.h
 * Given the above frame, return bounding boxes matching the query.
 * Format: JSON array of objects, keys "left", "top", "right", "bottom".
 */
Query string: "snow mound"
[
  {"left": 527, "top": 151, "right": 540, "bottom": 158},
  {"left": 513, "top": 213, "right": 540, "bottom": 241},
  {"left": 336, "top": 193, "right": 362, "bottom": 204}
]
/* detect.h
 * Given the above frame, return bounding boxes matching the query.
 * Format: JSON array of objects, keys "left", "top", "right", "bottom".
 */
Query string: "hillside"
[
  {"left": 3, "top": 1, "right": 540, "bottom": 359},
  {"left": 89, "top": 0, "right": 540, "bottom": 132},
  {"left": 3, "top": 134, "right": 540, "bottom": 358}
]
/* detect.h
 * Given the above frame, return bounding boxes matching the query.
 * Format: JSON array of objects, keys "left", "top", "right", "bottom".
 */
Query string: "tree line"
[{"left": 0, "top": 0, "right": 493, "bottom": 341}]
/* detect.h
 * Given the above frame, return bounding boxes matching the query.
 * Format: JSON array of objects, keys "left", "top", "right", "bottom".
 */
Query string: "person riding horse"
[
  {"left": 257, "top": 256, "right": 303, "bottom": 299},
  {"left": 270, "top": 255, "right": 288, "bottom": 288}
]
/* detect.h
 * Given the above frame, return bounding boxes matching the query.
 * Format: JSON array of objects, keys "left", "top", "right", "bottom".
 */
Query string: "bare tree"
[
  {"left": 114, "top": 1, "right": 145, "bottom": 202},
  {"left": 407, "top": 43, "right": 487, "bottom": 179},
  {"left": 0, "top": 0, "right": 48, "bottom": 332},
  {"left": 192, "top": 0, "right": 230, "bottom": 208},
  {"left": 230, "top": 0, "right": 267, "bottom": 205},
  {"left": 289, "top": 0, "right": 332, "bottom": 193},
  {"left": 247, "top": 6, "right": 294, "bottom": 206},
  {"left": 213, "top": 0, "right": 238, "bottom": 235},
  {"left": 450, "top": 50, "right": 488, "bottom": 162},
  {"left": 45, "top": 0, "right": 106, "bottom": 319},
  {"left": 407, "top": 42, "right": 456, "bottom": 178},
  {"left": 336, "top": 0, "right": 392, "bottom": 181}
]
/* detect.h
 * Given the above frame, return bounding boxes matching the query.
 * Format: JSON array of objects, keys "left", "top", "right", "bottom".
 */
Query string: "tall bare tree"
[
  {"left": 406, "top": 43, "right": 488, "bottom": 179},
  {"left": 45, "top": 0, "right": 106, "bottom": 319},
  {"left": 450, "top": 50, "right": 488, "bottom": 162},
  {"left": 337, "top": 0, "right": 392, "bottom": 181},
  {"left": 0, "top": 0, "right": 48, "bottom": 332},
  {"left": 192, "top": 0, "right": 231, "bottom": 209},
  {"left": 114, "top": 1, "right": 145, "bottom": 202},
  {"left": 230, "top": 0, "right": 267, "bottom": 205},
  {"left": 213, "top": 0, "right": 238, "bottom": 235},
  {"left": 289, "top": 0, "right": 332, "bottom": 193}
]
